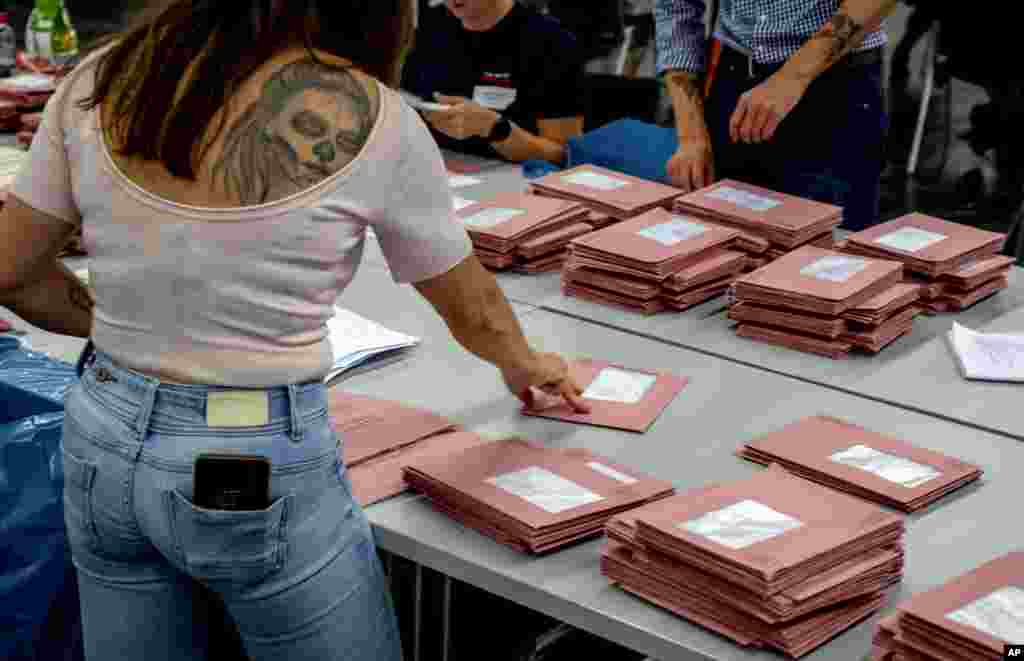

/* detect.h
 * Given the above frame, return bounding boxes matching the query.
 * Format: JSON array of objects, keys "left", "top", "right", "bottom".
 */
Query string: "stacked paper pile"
[
  {"left": 602, "top": 465, "right": 905, "bottom": 658},
  {"left": 324, "top": 307, "right": 420, "bottom": 385},
  {"left": 0, "top": 73, "right": 56, "bottom": 147},
  {"left": 871, "top": 552, "right": 1024, "bottom": 660},
  {"left": 673, "top": 180, "right": 842, "bottom": 269},
  {"left": 562, "top": 208, "right": 748, "bottom": 314},
  {"left": 329, "top": 391, "right": 489, "bottom": 506},
  {"left": 729, "top": 246, "right": 920, "bottom": 358},
  {"left": 456, "top": 192, "right": 593, "bottom": 272},
  {"left": 842, "top": 214, "right": 1008, "bottom": 313},
  {"left": 403, "top": 437, "right": 675, "bottom": 554},
  {"left": 529, "top": 164, "right": 682, "bottom": 224},
  {"left": 738, "top": 416, "right": 982, "bottom": 512}
]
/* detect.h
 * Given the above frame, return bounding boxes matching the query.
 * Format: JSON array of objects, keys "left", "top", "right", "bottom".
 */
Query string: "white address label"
[
  {"left": 487, "top": 466, "right": 605, "bottom": 514},
  {"left": 563, "top": 170, "right": 629, "bottom": 191},
  {"left": 874, "top": 227, "right": 947, "bottom": 253},
  {"left": 799, "top": 256, "right": 869, "bottom": 283},
  {"left": 582, "top": 368, "right": 657, "bottom": 404},
  {"left": 828, "top": 445, "right": 941, "bottom": 489},
  {"left": 637, "top": 217, "right": 708, "bottom": 246},
  {"left": 681, "top": 499, "right": 804, "bottom": 550},
  {"left": 946, "top": 586, "right": 1024, "bottom": 643},
  {"left": 462, "top": 207, "right": 526, "bottom": 229}
]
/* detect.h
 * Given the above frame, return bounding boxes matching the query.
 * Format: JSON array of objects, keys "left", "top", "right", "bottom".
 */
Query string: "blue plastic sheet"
[
  {"left": 566, "top": 119, "right": 678, "bottom": 185},
  {"left": 0, "top": 341, "right": 79, "bottom": 659}
]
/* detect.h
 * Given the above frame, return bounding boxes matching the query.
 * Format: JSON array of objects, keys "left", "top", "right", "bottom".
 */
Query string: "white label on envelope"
[
  {"left": 448, "top": 175, "right": 482, "bottom": 189},
  {"left": 582, "top": 368, "right": 657, "bottom": 404},
  {"left": 462, "top": 207, "right": 525, "bottom": 229},
  {"left": 874, "top": 227, "right": 947, "bottom": 252},
  {"left": 586, "top": 461, "right": 638, "bottom": 485},
  {"left": 637, "top": 217, "right": 708, "bottom": 246},
  {"left": 799, "top": 256, "right": 869, "bottom": 283},
  {"left": 487, "top": 466, "right": 605, "bottom": 514},
  {"left": 563, "top": 170, "right": 629, "bottom": 191},
  {"left": 945, "top": 586, "right": 1024, "bottom": 643},
  {"left": 452, "top": 196, "right": 475, "bottom": 211},
  {"left": 828, "top": 445, "right": 941, "bottom": 489},
  {"left": 473, "top": 85, "right": 517, "bottom": 110},
  {"left": 681, "top": 499, "right": 804, "bottom": 550},
  {"left": 706, "top": 186, "right": 781, "bottom": 212}
]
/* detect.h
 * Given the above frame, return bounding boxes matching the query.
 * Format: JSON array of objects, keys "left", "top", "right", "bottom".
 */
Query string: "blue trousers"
[
  {"left": 705, "top": 47, "right": 888, "bottom": 231},
  {"left": 62, "top": 347, "right": 403, "bottom": 661}
]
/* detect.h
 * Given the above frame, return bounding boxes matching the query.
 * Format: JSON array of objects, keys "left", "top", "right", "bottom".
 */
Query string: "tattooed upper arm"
[{"left": 212, "top": 59, "right": 380, "bottom": 206}]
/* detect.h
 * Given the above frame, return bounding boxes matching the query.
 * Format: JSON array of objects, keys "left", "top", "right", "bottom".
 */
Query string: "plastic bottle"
[
  {"left": 25, "top": 0, "right": 78, "bottom": 68},
  {"left": 0, "top": 13, "right": 15, "bottom": 77}
]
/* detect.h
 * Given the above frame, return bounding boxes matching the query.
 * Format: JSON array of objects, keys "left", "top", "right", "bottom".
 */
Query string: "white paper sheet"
[
  {"left": 681, "top": 499, "right": 804, "bottom": 550},
  {"left": 0, "top": 146, "right": 27, "bottom": 188},
  {"left": 828, "top": 444, "right": 941, "bottom": 489},
  {"left": 449, "top": 175, "right": 483, "bottom": 189},
  {"left": 874, "top": 227, "right": 947, "bottom": 253},
  {"left": 452, "top": 196, "right": 475, "bottom": 211},
  {"left": 461, "top": 207, "right": 526, "bottom": 229},
  {"left": 586, "top": 461, "right": 638, "bottom": 485},
  {"left": 706, "top": 186, "right": 781, "bottom": 212},
  {"left": 582, "top": 368, "right": 657, "bottom": 404},
  {"left": 637, "top": 217, "right": 708, "bottom": 246},
  {"left": 324, "top": 307, "right": 420, "bottom": 384},
  {"left": 563, "top": 170, "right": 629, "bottom": 191},
  {"left": 799, "top": 256, "right": 869, "bottom": 283},
  {"left": 948, "top": 322, "right": 1024, "bottom": 382},
  {"left": 487, "top": 466, "right": 605, "bottom": 514},
  {"left": 946, "top": 586, "right": 1024, "bottom": 643}
]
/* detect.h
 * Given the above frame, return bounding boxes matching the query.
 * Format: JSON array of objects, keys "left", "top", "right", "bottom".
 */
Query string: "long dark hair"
[{"left": 78, "top": 0, "right": 414, "bottom": 180}]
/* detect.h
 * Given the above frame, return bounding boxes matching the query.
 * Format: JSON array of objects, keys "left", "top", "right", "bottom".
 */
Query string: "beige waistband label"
[{"left": 207, "top": 391, "right": 270, "bottom": 427}]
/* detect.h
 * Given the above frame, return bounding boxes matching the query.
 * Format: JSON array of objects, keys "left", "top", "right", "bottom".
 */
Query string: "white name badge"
[
  {"left": 487, "top": 466, "right": 605, "bottom": 513},
  {"left": 828, "top": 445, "right": 941, "bottom": 489},
  {"left": 799, "top": 255, "right": 869, "bottom": 283},
  {"left": 582, "top": 367, "right": 657, "bottom": 404},
  {"left": 681, "top": 499, "right": 804, "bottom": 550},
  {"left": 946, "top": 586, "right": 1024, "bottom": 643},
  {"left": 562, "top": 170, "right": 629, "bottom": 191},
  {"left": 874, "top": 227, "right": 947, "bottom": 253},
  {"left": 637, "top": 217, "right": 708, "bottom": 246},
  {"left": 462, "top": 207, "right": 525, "bottom": 229},
  {"left": 473, "top": 85, "right": 518, "bottom": 111}
]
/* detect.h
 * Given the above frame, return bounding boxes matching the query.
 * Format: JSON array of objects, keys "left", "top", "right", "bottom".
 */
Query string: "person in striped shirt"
[{"left": 656, "top": 0, "right": 899, "bottom": 230}]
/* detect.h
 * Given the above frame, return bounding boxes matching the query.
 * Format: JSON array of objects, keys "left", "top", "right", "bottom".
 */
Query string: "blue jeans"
[
  {"left": 61, "top": 347, "right": 402, "bottom": 661},
  {"left": 706, "top": 47, "right": 889, "bottom": 232}
]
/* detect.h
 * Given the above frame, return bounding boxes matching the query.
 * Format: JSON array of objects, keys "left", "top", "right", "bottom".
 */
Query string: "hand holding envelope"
[
  {"left": 501, "top": 351, "right": 591, "bottom": 415},
  {"left": 423, "top": 93, "right": 502, "bottom": 141}
]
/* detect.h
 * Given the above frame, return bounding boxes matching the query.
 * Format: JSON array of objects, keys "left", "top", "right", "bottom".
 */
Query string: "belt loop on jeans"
[
  {"left": 135, "top": 378, "right": 158, "bottom": 444},
  {"left": 287, "top": 384, "right": 304, "bottom": 444}
]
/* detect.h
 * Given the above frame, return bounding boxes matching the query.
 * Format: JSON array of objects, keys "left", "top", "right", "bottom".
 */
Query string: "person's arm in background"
[
  {"left": 655, "top": 0, "right": 714, "bottom": 192},
  {"left": 425, "top": 96, "right": 582, "bottom": 165},
  {"left": 0, "top": 196, "right": 93, "bottom": 338},
  {"left": 729, "top": 0, "right": 900, "bottom": 144},
  {"left": 414, "top": 256, "right": 590, "bottom": 412}
]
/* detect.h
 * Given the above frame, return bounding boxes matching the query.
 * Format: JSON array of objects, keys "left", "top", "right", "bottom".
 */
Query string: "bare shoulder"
[{"left": 212, "top": 53, "right": 382, "bottom": 206}]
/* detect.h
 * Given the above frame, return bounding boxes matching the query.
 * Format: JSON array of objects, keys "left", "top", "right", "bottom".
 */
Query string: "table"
[{"left": 344, "top": 309, "right": 1023, "bottom": 661}]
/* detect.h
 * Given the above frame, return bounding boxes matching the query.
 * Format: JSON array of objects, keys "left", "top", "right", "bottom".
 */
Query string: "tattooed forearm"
[
  {"left": 664, "top": 71, "right": 705, "bottom": 109},
  {"left": 212, "top": 58, "right": 380, "bottom": 205},
  {"left": 816, "top": 12, "right": 866, "bottom": 63}
]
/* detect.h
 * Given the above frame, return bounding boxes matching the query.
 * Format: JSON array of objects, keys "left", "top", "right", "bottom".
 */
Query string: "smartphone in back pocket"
[{"left": 194, "top": 454, "right": 271, "bottom": 511}]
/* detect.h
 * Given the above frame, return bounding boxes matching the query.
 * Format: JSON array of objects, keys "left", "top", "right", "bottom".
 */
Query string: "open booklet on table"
[
  {"left": 947, "top": 321, "right": 1024, "bottom": 382},
  {"left": 324, "top": 307, "right": 420, "bottom": 386}
]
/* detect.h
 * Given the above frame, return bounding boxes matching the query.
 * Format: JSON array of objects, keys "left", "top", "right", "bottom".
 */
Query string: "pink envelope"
[{"left": 521, "top": 359, "right": 688, "bottom": 432}]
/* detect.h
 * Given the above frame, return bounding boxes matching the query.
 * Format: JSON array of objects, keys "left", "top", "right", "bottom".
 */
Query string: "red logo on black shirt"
[{"left": 480, "top": 72, "right": 513, "bottom": 88}]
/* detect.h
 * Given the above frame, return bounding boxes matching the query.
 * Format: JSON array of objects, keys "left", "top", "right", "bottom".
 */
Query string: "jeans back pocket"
[{"left": 166, "top": 490, "right": 291, "bottom": 587}]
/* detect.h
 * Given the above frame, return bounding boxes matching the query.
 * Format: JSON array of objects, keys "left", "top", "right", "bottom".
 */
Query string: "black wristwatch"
[{"left": 486, "top": 115, "right": 513, "bottom": 143}]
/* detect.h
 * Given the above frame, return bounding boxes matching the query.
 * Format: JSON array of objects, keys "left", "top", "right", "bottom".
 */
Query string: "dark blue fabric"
[
  {"left": 566, "top": 119, "right": 679, "bottom": 184},
  {"left": 704, "top": 48, "right": 888, "bottom": 231},
  {"left": 0, "top": 344, "right": 80, "bottom": 660}
]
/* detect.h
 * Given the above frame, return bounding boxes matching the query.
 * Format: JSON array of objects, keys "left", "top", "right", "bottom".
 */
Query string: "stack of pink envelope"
[
  {"left": 601, "top": 465, "right": 905, "bottom": 658},
  {"left": 738, "top": 416, "right": 983, "bottom": 512},
  {"left": 529, "top": 164, "right": 683, "bottom": 224},
  {"left": 871, "top": 552, "right": 1024, "bottom": 661},
  {"left": 0, "top": 99, "right": 20, "bottom": 131},
  {"left": 456, "top": 192, "right": 593, "bottom": 272},
  {"left": 842, "top": 214, "right": 1008, "bottom": 313},
  {"left": 403, "top": 437, "right": 675, "bottom": 554},
  {"left": 673, "top": 180, "right": 843, "bottom": 267},
  {"left": 562, "top": 208, "right": 748, "bottom": 314},
  {"left": 729, "top": 246, "right": 919, "bottom": 358},
  {"left": 0, "top": 72, "right": 57, "bottom": 110},
  {"left": 329, "top": 391, "right": 489, "bottom": 507}
]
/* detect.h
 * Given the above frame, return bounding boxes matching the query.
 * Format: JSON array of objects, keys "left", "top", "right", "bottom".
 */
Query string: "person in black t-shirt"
[{"left": 403, "top": 0, "right": 585, "bottom": 164}]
